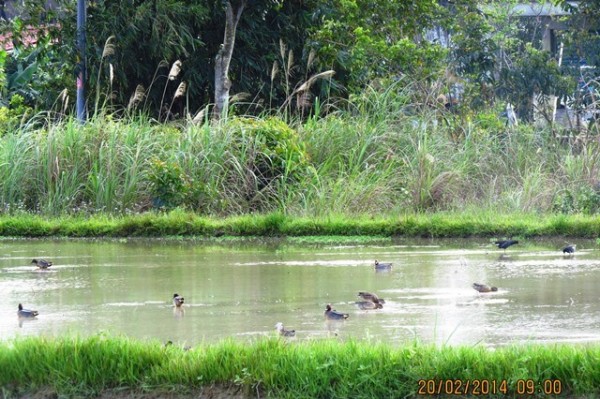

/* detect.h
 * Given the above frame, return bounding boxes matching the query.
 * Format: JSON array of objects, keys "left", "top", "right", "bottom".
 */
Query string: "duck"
[
  {"left": 31, "top": 259, "right": 52, "bottom": 269},
  {"left": 275, "top": 322, "right": 296, "bottom": 337},
  {"left": 357, "top": 291, "right": 384, "bottom": 308},
  {"left": 172, "top": 293, "right": 185, "bottom": 307},
  {"left": 324, "top": 304, "right": 349, "bottom": 320},
  {"left": 495, "top": 240, "right": 518, "bottom": 251},
  {"left": 355, "top": 301, "right": 382, "bottom": 310},
  {"left": 472, "top": 283, "right": 498, "bottom": 293},
  {"left": 18, "top": 303, "right": 39, "bottom": 318},
  {"left": 374, "top": 260, "right": 392, "bottom": 270},
  {"left": 562, "top": 244, "right": 576, "bottom": 254}
]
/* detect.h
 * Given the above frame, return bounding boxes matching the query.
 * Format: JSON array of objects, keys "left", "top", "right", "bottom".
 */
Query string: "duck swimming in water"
[
  {"left": 172, "top": 293, "right": 184, "bottom": 307},
  {"left": 324, "top": 304, "right": 349, "bottom": 320},
  {"left": 374, "top": 260, "right": 392, "bottom": 271},
  {"left": 562, "top": 244, "right": 576, "bottom": 254},
  {"left": 31, "top": 259, "right": 52, "bottom": 270},
  {"left": 357, "top": 291, "right": 384, "bottom": 308},
  {"left": 18, "top": 303, "right": 39, "bottom": 318},
  {"left": 495, "top": 240, "right": 518, "bottom": 251},
  {"left": 275, "top": 322, "right": 296, "bottom": 337},
  {"left": 472, "top": 283, "right": 498, "bottom": 293}
]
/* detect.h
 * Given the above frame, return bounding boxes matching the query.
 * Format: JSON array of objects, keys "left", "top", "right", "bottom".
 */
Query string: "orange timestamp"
[{"left": 417, "top": 378, "right": 563, "bottom": 396}]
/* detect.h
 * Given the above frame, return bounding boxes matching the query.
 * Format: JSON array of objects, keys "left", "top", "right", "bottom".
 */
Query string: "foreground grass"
[
  {"left": 0, "top": 336, "right": 598, "bottom": 398},
  {"left": 0, "top": 210, "right": 600, "bottom": 238}
]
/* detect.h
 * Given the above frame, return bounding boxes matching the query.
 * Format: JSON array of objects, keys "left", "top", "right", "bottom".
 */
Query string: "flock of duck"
[
  {"left": 276, "top": 281, "right": 388, "bottom": 337},
  {"left": 17, "top": 256, "right": 393, "bottom": 336},
  {"left": 16, "top": 240, "right": 579, "bottom": 337},
  {"left": 471, "top": 240, "right": 575, "bottom": 292},
  {"left": 17, "top": 259, "right": 52, "bottom": 318},
  {"left": 274, "top": 239, "right": 577, "bottom": 337}
]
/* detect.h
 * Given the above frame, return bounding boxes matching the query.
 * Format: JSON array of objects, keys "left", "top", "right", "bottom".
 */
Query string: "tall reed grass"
[
  {"left": 1, "top": 86, "right": 599, "bottom": 218},
  {"left": 1, "top": 336, "right": 599, "bottom": 398}
]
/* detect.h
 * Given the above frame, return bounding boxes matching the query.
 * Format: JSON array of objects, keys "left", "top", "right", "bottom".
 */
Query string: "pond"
[{"left": 1, "top": 238, "right": 598, "bottom": 347}]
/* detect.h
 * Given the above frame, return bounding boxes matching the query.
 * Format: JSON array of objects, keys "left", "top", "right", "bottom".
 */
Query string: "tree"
[
  {"left": 213, "top": 0, "right": 246, "bottom": 120},
  {"left": 309, "top": 0, "right": 445, "bottom": 92}
]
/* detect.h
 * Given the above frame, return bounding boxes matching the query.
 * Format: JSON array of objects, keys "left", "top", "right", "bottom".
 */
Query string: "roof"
[
  {"left": 0, "top": 26, "right": 49, "bottom": 52},
  {"left": 511, "top": 2, "right": 577, "bottom": 17}
]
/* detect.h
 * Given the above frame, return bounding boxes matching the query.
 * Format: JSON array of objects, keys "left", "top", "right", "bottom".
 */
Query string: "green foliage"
[
  {"left": 311, "top": 1, "right": 445, "bottom": 91},
  {"left": 229, "top": 117, "right": 310, "bottom": 192},
  {"left": 2, "top": 87, "right": 600, "bottom": 217},
  {"left": 0, "top": 94, "right": 32, "bottom": 135},
  {"left": 49, "top": 0, "right": 311, "bottom": 118},
  {"left": 0, "top": 210, "right": 599, "bottom": 238},
  {"left": 499, "top": 45, "right": 575, "bottom": 122},
  {"left": 3, "top": 336, "right": 600, "bottom": 398},
  {"left": 0, "top": 8, "right": 72, "bottom": 114},
  {"left": 449, "top": 6, "right": 498, "bottom": 84},
  {"left": 553, "top": 186, "right": 600, "bottom": 215},
  {"left": 149, "top": 158, "right": 190, "bottom": 210}
]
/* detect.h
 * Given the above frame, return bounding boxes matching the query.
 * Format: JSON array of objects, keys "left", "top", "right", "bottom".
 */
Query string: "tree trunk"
[{"left": 213, "top": 0, "right": 246, "bottom": 120}]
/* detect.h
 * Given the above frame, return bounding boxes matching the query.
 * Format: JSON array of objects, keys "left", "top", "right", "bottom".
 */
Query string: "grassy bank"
[
  {"left": 0, "top": 336, "right": 598, "bottom": 398},
  {"left": 3, "top": 89, "right": 600, "bottom": 218},
  {"left": 0, "top": 210, "right": 599, "bottom": 238}
]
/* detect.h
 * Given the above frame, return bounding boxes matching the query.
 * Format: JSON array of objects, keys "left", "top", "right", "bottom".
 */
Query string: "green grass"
[
  {"left": 3, "top": 85, "right": 600, "bottom": 218},
  {"left": 1, "top": 335, "right": 599, "bottom": 398},
  {"left": 0, "top": 210, "right": 599, "bottom": 238}
]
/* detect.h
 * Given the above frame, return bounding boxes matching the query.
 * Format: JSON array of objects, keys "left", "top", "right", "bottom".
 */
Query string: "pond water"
[{"left": 1, "top": 238, "right": 599, "bottom": 347}]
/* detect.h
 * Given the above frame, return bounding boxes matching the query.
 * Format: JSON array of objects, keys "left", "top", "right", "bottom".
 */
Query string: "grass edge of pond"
[
  {"left": 0, "top": 210, "right": 599, "bottom": 239},
  {"left": 0, "top": 335, "right": 598, "bottom": 398}
]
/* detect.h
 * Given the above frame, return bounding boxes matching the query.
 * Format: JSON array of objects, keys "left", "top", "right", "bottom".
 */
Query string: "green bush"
[
  {"left": 230, "top": 117, "right": 310, "bottom": 192},
  {"left": 552, "top": 186, "right": 600, "bottom": 215},
  {"left": 148, "top": 158, "right": 190, "bottom": 210}
]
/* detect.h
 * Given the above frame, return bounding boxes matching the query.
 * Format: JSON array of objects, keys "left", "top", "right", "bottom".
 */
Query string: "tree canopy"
[{"left": 0, "top": 0, "right": 598, "bottom": 122}]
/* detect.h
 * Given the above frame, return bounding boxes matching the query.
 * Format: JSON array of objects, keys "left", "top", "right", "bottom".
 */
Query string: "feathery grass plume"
[
  {"left": 279, "top": 41, "right": 294, "bottom": 116},
  {"left": 160, "top": 60, "right": 183, "bottom": 121},
  {"left": 280, "top": 70, "right": 335, "bottom": 113},
  {"left": 109, "top": 63, "right": 114, "bottom": 86},
  {"left": 127, "top": 84, "right": 146, "bottom": 110},
  {"left": 62, "top": 95, "right": 69, "bottom": 116},
  {"left": 101, "top": 36, "right": 116, "bottom": 58},
  {"left": 192, "top": 107, "right": 207, "bottom": 124},
  {"left": 296, "top": 70, "right": 335, "bottom": 93},
  {"left": 166, "top": 81, "right": 188, "bottom": 119},
  {"left": 269, "top": 61, "right": 279, "bottom": 109},
  {"left": 51, "top": 88, "right": 69, "bottom": 116},
  {"left": 286, "top": 50, "right": 294, "bottom": 80},
  {"left": 279, "top": 39, "right": 286, "bottom": 62},
  {"left": 94, "top": 36, "right": 117, "bottom": 116},
  {"left": 271, "top": 61, "right": 279, "bottom": 83},
  {"left": 174, "top": 82, "right": 187, "bottom": 99},
  {"left": 168, "top": 60, "right": 182, "bottom": 81},
  {"left": 229, "top": 92, "right": 250, "bottom": 103}
]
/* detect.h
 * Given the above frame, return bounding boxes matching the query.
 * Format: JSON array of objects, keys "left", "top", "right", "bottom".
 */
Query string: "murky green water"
[{"left": 1, "top": 238, "right": 599, "bottom": 347}]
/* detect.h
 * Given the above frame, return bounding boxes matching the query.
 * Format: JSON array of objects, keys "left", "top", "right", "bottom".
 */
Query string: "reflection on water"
[{"left": 1, "top": 238, "right": 599, "bottom": 347}]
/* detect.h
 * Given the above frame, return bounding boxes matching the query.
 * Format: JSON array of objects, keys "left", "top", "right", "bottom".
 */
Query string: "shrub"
[
  {"left": 228, "top": 117, "right": 310, "bottom": 196},
  {"left": 148, "top": 158, "right": 190, "bottom": 210}
]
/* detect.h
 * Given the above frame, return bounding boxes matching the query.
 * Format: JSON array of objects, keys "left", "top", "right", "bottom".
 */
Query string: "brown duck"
[
  {"left": 472, "top": 283, "right": 498, "bottom": 293},
  {"left": 357, "top": 291, "right": 384, "bottom": 308}
]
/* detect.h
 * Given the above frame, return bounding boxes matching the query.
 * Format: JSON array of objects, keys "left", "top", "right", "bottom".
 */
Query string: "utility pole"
[{"left": 76, "top": 0, "right": 86, "bottom": 122}]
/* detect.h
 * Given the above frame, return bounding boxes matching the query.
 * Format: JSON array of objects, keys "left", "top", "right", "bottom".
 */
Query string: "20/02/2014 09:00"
[{"left": 417, "top": 378, "right": 563, "bottom": 396}]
